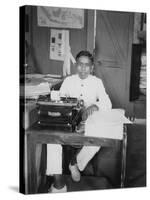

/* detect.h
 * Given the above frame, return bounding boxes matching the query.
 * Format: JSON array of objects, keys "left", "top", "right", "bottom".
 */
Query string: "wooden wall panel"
[
  {"left": 95, "top": 11, "right": 133, "bottom": 68},
  {"left": 95, "top": 10, "right": 134, "bottom": 115}
]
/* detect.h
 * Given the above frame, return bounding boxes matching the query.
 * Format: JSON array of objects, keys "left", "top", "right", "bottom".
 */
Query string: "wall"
[{"left": 30, "top": 6, "right": 89, "bottom": 75}]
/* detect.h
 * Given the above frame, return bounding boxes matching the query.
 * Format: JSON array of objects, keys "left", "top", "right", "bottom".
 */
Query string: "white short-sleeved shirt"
[{"left": 60, "top": 74, "right": 112, "bottom": 111}]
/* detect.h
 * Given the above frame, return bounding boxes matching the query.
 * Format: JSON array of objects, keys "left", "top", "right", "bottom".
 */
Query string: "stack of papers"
[
  {"left": 85, "top": 109, "right": 131, "bottom": 140},
  {"left": 20, "top": 73, "right": 63, "bottom": 99},
  {"left": 25, "top": 82, "right": 50, "bottom": 99}
]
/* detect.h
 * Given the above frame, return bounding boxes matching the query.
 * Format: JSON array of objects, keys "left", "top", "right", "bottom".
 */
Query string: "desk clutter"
[
  {"left": 20, "top": 73, "right": 62, "bottom": 99},
  {"left": 36, "top": 93, "right": 131, "bottom": 139}
]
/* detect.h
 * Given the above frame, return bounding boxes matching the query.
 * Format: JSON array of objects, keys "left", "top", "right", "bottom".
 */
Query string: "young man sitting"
[{"left": 46, "top": 50, "right": 112, "bottom": 193}]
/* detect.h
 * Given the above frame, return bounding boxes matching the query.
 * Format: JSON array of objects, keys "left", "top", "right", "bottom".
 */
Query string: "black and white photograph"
[{"left": 19, "top": 4, "right": 146, "bottom": 195}]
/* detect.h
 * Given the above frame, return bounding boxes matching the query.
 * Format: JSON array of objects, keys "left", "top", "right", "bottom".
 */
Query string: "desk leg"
[
  {"left": 27, "top": 134, "right": 37, "bottom": 194},
  {"left": 121, "top": 125, "right": 127, "bottom": 187}
]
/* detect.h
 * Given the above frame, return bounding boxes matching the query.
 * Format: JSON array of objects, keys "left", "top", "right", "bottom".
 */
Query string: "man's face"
[{"left": 76, "top": 56, "right": 93, "bottom": 79}]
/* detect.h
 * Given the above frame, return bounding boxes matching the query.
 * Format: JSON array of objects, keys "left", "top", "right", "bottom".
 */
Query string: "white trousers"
[{"left": 46, "top": 144, "right": 100, "bottom": 175}]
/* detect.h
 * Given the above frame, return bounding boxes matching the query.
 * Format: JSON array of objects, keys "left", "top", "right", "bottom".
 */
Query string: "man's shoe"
[
  {"left": 69, "top": 163, "right": 81, "bottom": 182},
  {"left": 48, "top": 184, "right": 67, "bottom": 193}
]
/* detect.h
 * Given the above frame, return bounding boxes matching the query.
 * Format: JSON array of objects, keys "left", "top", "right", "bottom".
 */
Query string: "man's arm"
[
  {"left": 59, "top": 77, "right": 70, "bottom": 97},
  {"left": 95, "top": 79, "right": 112, "bottom": 111},
  {"left": 82, "top": 104, "right": 99, "bottom": 121},
  {"left": 82, "top": 79, "right": 112, "bottom": 120}
]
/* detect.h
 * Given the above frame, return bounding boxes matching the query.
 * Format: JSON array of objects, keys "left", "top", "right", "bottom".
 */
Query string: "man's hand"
[{"left": 82, "top": 104, "right": 99, "bottom": 121}]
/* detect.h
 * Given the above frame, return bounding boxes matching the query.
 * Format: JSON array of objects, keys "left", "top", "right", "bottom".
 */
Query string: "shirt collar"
[{"left": 76, "top": 74, "right": 92, "bottom": 82}]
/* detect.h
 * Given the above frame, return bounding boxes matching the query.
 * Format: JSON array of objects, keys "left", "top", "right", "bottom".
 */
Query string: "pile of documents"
[
  {"left": 20, "top": 73, "right": 62, "bottom": 99},
  {"left": 85, "top": 109, "right": 131, "bottom": 140},
  {"left": 25, "top": 82, "right": 50, "bottom": 99}
]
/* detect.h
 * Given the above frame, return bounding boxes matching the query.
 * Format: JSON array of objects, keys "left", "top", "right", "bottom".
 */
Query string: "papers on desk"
[
  {"left": 85, "top": 109, "right": 131, "bottom": 140},
  {"left": 25, "top": 74, "right": 62, "bottom": 86},
  {"left": 20, "top": 73, "right": 63, "bottom": 99},
  {"left": 25, "top": 82, "right": 50, "bottom": 99}
]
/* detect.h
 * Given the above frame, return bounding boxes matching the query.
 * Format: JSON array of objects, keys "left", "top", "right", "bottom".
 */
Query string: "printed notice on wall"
[{"left": 50, "top": 29, "right": 68, "bottom": 61}]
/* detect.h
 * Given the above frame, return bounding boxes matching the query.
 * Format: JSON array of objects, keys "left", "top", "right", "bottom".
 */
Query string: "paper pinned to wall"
[
  {"left": 50, "top": 29, "right": 65, "bottom": 61},
  {"left": 50, "top": 29, "right": 76, "bottom": 76},
  {"left": 37, "top": 6, "right": 84, "bottom": 29}
]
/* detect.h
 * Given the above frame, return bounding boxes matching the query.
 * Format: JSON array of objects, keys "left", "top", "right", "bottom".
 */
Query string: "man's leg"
[
  {"left": 70, "top": 109, "right": 100, "bottom": 181},
  {"left": 49, "top": 174, "right": 66, "bottom": 193},
  {"left": 69, "top": 146, "right": 100, "bottom": 181},
  {"left": 69, "top": 146, "right": 82, "bottom": 182},
  {"left": 46, "top": 144, "right": 66, "bottom": 192},
  {"left": 76, "top": 146, "right": 100, "bottom": 171},
  {"left": 75, "top": 108, "right": 101, "bottom": 171},
  {"left": 46, "top": 144, "right": 62, "bottom": 175}
]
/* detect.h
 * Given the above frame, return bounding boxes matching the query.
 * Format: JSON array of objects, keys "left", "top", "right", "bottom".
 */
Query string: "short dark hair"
[{"left": 76, "top": 50, "right": 94, "bottom": 64}]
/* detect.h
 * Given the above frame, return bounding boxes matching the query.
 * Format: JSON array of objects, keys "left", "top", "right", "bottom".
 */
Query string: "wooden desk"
[{"left": 25, "top": 125, "right": 127, "bottom": 194}]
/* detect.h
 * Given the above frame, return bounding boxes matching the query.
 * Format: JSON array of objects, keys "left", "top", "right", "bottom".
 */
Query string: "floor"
[{"left": 38, "top": 119, "right": 146, "bottom": 193}]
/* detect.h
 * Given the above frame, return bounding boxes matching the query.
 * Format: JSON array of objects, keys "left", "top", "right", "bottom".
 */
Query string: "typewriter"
[{"left": 36, "top": 94, "right": 84, "bottom": 132}]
